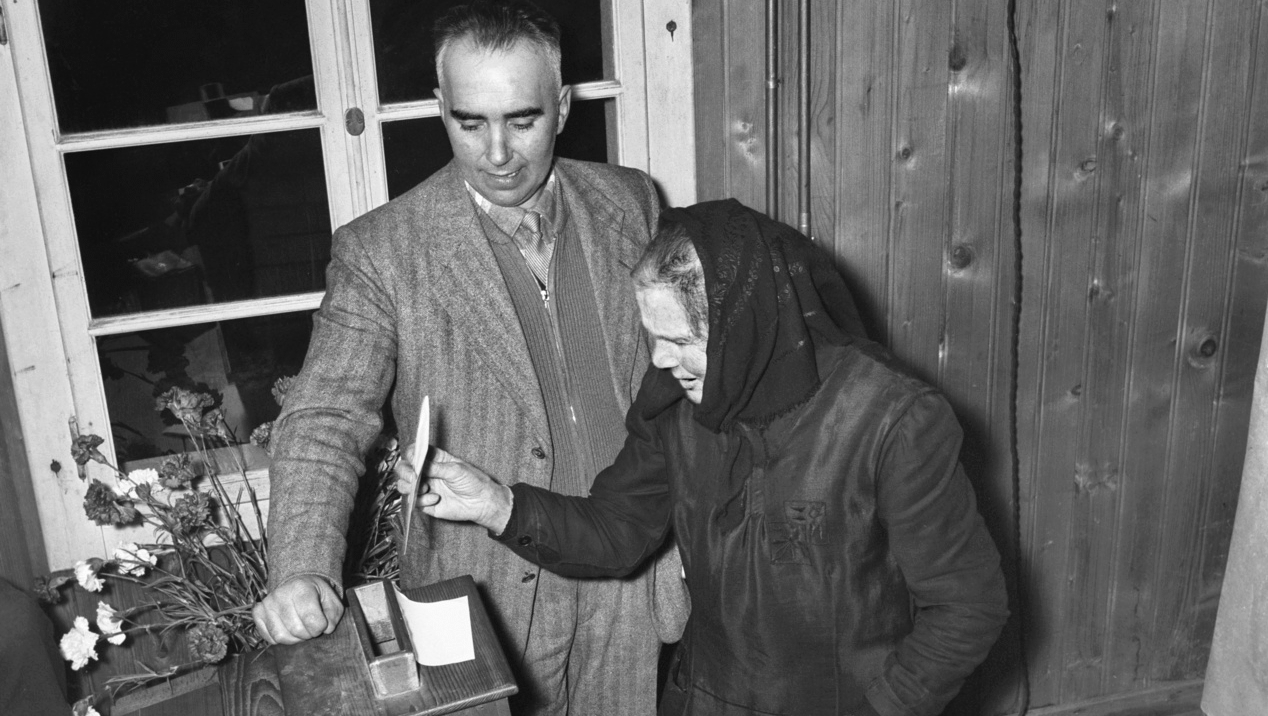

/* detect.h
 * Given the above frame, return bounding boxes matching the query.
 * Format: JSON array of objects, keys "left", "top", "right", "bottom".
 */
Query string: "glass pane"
[
  {"left": 65, "top": 129, "right": 332, "bottom": 317},
  {"left": 381, "top": 98, "right": 610, "bottom": 199},
  {"left": 98, "top": 312, "right": 313, "bottom": 470},
  {"left": 371, "top": 0, "right": 607, "bottom": 106},
  {"left": 39, "top": 0, "right": 316, "bottom": 133}
]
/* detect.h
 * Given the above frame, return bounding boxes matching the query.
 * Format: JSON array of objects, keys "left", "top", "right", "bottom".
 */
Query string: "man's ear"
[
  {"left": 433, "top": 87, "right": 446, "bottom": 109},
  {"left": 556, "top": 84, "right": 573, "bottom": 135}
]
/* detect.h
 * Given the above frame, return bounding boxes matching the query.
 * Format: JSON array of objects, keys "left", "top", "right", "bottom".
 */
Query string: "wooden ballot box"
[{"left": 218, "top": 575, "right": 516, "bottom": 716}]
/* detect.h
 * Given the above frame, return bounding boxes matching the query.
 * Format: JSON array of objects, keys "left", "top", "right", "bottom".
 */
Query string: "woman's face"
[{"left": 637, "top": 286, "right": 708, "bottom": 404}]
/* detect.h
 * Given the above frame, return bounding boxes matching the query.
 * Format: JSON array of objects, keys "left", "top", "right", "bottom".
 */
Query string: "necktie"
[{"left": 518, "top": 210, "right": 552, "bottom": 289}]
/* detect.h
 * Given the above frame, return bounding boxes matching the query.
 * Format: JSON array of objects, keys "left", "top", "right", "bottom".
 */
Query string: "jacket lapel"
[{"left": 422, "top": 164, "right": 548, "bottom": 437}]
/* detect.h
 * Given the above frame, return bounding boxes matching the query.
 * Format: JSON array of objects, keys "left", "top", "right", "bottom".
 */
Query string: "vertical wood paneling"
[
  {"left": 941, "top": 2, "right": 1021, "bottom": 712},
  {"left": 692, "top": 0, "right": 1268, "bottom": 711},
  {"left": 1153, "top": 0, "right": 1258, "bottom": 681},
  {"left": 775, "top": 0, "right": 800, "bottom": 224},
  {"left": 691, "top": 0, "right": 726, "bottom": 203},
  {"left": 1023, "top": 0, "right": 1103, "bottom": 702},
  {"left": 804, "top": 0, "right": 838, "bottom": 248},
  {"left": 941, "top": 0, "right": 1011, "bottom": 491},
  {"left": 831, "top": 1, "right": 897, "bottom": 340},
  {"left": 1104, "top": 0, "right": 1207, "bottom": 692},
  {"left": 691, "top": 0, "right": 766, "bottom": 209},
  {"left": 1202, "top": 0, "right": 1268, "bottom": 678},
  {"left": 886, "top": 1, "right": 951, "bottom": 380},
  {"left": 1012, "top": 0, "right": 1065, "bottom": 698},
  {"left": 1061, "top": 0, "right": 1157, "bottom": 700}
]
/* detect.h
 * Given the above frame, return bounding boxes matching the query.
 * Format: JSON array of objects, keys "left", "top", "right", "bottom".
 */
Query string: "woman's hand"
[{"left": 394, "top": 446, "right": 513, "bottom": 533}]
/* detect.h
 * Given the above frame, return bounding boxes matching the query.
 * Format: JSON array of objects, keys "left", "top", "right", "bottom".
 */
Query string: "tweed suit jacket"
[{"left": 266, "top": 157, "right": 687, "bottom": 655}]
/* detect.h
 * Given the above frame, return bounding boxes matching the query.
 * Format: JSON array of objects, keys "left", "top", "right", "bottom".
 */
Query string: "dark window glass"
[
  {"left": 65, "top": 128, "right": 332, "bottom": 317},
  {"left": 98, "top": 312, "right": 313, "bottom": 468},
  {"left": 554, "top": 99, "right": 612, "bottom": 168},
  {"left": 39, "top": 0, "right": 317, "bottom": 133},
  {"left": 381, "top": 98, "right": 610, "bottom": 199},
  {"left": 371, "top": 0, "right": 607, "bottom": 106}
]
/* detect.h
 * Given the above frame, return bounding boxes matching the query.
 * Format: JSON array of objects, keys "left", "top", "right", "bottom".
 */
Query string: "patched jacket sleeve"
[
  {"left": 265, "top": 224, "right": 398, "bottom": 593},
  {"left": 866, "top": 391, "right": 1010, "bottom": 716},
  {"left": 495, "top": 402, "right": 674, "bottom": 578}
]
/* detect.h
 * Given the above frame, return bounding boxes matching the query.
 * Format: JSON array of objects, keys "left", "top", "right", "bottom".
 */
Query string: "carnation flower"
[
  {"left": 171, "top": 491, "right": 212, "bottom": 534},
  {"left": 83, "top": 479, "right": 140, "bottom": 526},
  {"left": 96, "top": 601, "right": 126, "bottom": 645},
  {"left": 199, "top": 408, "right": 234, "bottom": 443},
  {"left": 72, "top": 697, "right": 100, "bottom": 716},
  {"left": 120, "top": 468, "right": 161, "bottom": 499},
  {"left": 71, "top": 434, "right": 107, "bottom": 466},
  {"left": 187, "top": 622, "right": 228, "bottom": 664},
  {"left": 249, "top": 422, "right": 272, "bottom": 452},
  {"left": 155, "top": 387, "right": 214, "bottom": 425},
  {"left": 112, "top": 542, "right": 157, "bottom": 577},
  {"left": 59, "top": 616, "right": 99, "bottom": 670},
  {"left": 158, "top": 453, "right": 197, "bottom": 489},
  {"left": 374, "top": 436, "right": 400, "bottom": 476},
  {"left": 74, "top": 559, "right": 104, "bottom": 592},
  {"left": 33, "top": 574, "right": 72, "bottom": 604}
]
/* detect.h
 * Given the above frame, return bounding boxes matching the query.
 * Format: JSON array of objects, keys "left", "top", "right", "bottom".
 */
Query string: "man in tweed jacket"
[{"left": 252, "top": 2, "right": 687, "bottom": 713}]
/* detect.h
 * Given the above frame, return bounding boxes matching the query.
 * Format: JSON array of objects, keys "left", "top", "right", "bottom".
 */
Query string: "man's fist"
[{"left": 253, "top": 574, "right": 344, "bottom": 645}]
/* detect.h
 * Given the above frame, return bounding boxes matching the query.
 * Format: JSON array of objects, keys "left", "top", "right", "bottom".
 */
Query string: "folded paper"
[{"left": 392, "top": 585, "right": 475, "bottom": 666}]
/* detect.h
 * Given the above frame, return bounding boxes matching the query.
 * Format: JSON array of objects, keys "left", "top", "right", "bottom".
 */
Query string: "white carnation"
[
  {"left": 74, "top": 560, "right": 103, "bottom": 592},
  {"left": 112, "top": 542, "right": 157, "bottom": 577},
  {"left": 121, "top": 467, "right": 161, "bottom": 498},
  {"left": 59, "top": 616, "right": 99, "bottom": 670},
  {"left": 96, "top": 601, "right": 126, "bottom": 645}
]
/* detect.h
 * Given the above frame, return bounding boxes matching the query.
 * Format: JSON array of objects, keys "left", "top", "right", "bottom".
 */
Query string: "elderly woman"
[{"left": 412, "top": 199, "right": 1008, "bottom": 716}]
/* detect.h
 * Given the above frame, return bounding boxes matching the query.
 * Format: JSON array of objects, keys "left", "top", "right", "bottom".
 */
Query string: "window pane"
[
  {"left": 371, "top": 0, "right": 607, "bottom": 106},
  {"left": 98, "top": 312, "right": 313, "bottom": 469},
  {"left": 381, "top": 98, "right": 610, "bottom": 200},
  {"left": 65, "top": 129, "right": 332, "bottom": 317},
  {"left": 39, "top": 0, "right": 316, "bottom": 133},
  {"left": 554, "top": 100, "right": 612, "bottom": 168}
]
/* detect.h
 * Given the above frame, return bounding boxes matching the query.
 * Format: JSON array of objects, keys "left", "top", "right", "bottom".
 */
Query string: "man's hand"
[
  {"left": 395, "top": 446, "right": 513, "bottom": 533},
  {"left": 252, "top": 575, "right": 343, "bottom": 645}
]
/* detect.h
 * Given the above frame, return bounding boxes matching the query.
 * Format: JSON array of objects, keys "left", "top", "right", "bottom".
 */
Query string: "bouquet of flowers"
[
  {"left": 37, "top": 385, "right": 271, "bottom": 716},
  {"left": 39, "top": 375, "right": 404, "bottom": 716}
]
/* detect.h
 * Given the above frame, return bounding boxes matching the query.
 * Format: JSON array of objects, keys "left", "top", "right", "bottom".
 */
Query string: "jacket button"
[
  {"left": 531, "top": 447, "right": 546, "bottom": 459},
  {"left": 521, "top": 572, "right": 536, "bottom": 583},
  {"left": 518, "top": 536, "right": 532, "bottom": 546}
]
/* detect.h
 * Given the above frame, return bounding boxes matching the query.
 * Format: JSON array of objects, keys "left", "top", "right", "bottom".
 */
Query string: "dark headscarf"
[{"left": 639, "top": 199, "right": 865, "bottom": 433}]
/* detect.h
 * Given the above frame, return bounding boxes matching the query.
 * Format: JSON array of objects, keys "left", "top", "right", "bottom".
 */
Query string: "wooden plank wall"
[{"left": 692, "top": 0, "right": 1268, "bottom": 713}]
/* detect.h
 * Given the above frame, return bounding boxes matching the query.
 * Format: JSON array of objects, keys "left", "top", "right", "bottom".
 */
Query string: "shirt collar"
[{"left": 465, "top": 172, "right": 558, "bottom": 238}]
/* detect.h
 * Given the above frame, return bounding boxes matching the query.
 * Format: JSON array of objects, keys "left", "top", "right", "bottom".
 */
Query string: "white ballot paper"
[{"left": 392, "top": 585, "right": 475, "bottom": 666}]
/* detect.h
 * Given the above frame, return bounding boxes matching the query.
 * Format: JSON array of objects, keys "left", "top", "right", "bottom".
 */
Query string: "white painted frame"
[{"left": 1, "top": 0, "right": 694, "bottom": 569}]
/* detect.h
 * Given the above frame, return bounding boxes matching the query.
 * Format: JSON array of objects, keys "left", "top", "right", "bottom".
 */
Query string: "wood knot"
[
  {"left": 1187, "top": 333, "right": 1221, "bottom": 368},
  {"left": 949, "top": 244, "right": 974, "bottom": 270},
  {"left": 1075, "top": 462, "right": 1119, "bottom": 494}
]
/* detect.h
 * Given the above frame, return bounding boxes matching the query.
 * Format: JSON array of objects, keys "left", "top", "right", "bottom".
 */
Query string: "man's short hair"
[
  {"left": 434, "top": 0, "right": 563, "bottom": 90},
  {"left": 633, "top": 220, "right": 709, "bottom": 339}
]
